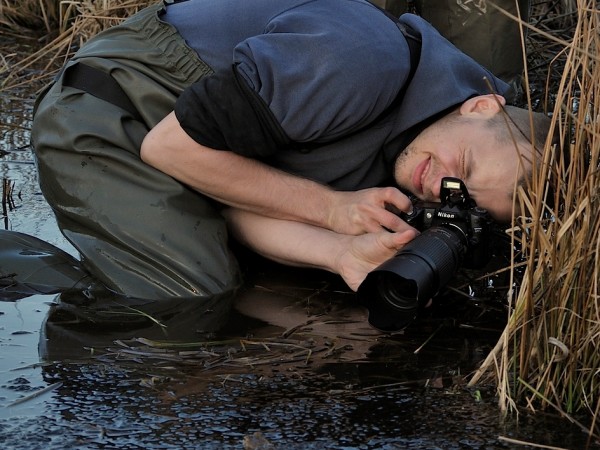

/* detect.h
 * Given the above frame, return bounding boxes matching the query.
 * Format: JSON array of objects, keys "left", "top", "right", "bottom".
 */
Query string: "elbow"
[
  {"left": 140, "top": 111, "right": 189, "bottom": 171},
  {"left": 140, "top": 129, "right": 158, "bottom": 166},
  {"left": 141, "top": 123, "right": 174, "bottom": 172}
]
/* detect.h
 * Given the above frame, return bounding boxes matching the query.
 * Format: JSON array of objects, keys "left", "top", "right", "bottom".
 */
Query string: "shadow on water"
[{"left": 1, "top": 37, "right": 597, "bottom": 450}]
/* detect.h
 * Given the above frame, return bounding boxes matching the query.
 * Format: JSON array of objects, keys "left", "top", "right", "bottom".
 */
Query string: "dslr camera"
[{"left": 357, "top": 177, "right": 494, "bottom": 331}]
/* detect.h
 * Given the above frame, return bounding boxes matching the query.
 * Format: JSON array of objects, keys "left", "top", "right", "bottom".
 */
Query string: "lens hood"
[{"left": 358, "top": 226, "right": 466, "bottom": 331}]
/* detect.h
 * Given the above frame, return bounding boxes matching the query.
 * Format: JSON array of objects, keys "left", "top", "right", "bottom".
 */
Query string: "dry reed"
[
  {"left": 471, "top": 0, "right": 599, "bottom": 442},
  {"left": 0, "top": 0, "right": 59, "bottom": 35},
  {"left": 0, "top": 0, "right": 154, "bottom": 90}
]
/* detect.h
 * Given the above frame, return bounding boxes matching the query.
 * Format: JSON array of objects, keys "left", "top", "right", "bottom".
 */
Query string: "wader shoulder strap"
[{"left": 62, "top": 63, "right": 143, "bottom": 122}]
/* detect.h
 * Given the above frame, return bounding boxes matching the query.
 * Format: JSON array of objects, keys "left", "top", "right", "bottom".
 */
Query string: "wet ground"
[{"left": 1, "top": 42, "right": 597, "bottom": 450}]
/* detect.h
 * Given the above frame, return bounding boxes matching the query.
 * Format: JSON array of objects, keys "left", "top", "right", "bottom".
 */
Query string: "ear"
[{"left": 459, "top": 94, "right": 506, "bottom": 117}]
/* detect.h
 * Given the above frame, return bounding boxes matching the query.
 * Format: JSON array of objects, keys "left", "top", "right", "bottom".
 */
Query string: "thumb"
[
  {"left": 375, "top": 229, "right": 417, "bottom": 256},
  {"left": 388, "top": 229, "right": 418, "bottom": 250}
]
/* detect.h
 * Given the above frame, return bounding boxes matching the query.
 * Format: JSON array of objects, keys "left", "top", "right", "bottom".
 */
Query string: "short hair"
[
  {"left": 491, "top": 105, "right": 552, "bottom": 157},
  {"left": 489, "top": 106, "right": 555, "bottom": 213}
]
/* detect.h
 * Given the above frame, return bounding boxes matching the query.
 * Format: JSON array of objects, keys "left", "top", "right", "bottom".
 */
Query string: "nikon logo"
[{"left": 437, "top": 212, "right": 456, "bottom": 219}]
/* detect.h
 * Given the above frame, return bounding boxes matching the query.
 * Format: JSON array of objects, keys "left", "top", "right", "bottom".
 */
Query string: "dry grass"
[
  {"left": 0, "top": 0, "right": 154, "bottom": 90},
  {"left": 0, "top": 0, "right": 59, "bottom": 35},
  {"left": 471, "top": 0, "right": 599, "bottom": 442}
]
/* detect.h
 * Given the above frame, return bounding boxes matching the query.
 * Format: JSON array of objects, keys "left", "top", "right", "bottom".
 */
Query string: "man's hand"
[
  {"left": 328, "top": 188, "right": 414, "bottom": 235},
  {"left": 333, "top": 228, "right": 418, "bottom": 291}
]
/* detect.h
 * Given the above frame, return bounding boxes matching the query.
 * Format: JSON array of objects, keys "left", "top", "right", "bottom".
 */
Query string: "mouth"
[{"left": 411, "top": 157, "right": 430, "bottom": 195}]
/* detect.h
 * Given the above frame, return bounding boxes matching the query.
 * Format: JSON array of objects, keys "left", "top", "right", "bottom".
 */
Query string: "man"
[{"left": 31, "top": 0, "right": 550, "bottom": 312}]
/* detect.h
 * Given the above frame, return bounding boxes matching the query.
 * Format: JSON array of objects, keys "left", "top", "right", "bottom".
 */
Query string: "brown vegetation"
[
  {"left": 0, "top": 0, "right": 154, "bottom": 89},
  {"left": 471, "top": 0, "right": 599, "bottom": 442}
]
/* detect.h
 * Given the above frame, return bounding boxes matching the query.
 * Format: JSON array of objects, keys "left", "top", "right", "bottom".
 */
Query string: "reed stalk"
[
  {"left": 0, "top": 0, "right": 58, "bottom": 35},
  {"left": 471, "top": 0, "right": 599, "bottom": 441}
]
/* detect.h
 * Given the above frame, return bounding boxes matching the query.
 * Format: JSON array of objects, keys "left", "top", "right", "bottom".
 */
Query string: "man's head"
[{"left": 394, "top": 94, "right": 551, "bottom": 221}]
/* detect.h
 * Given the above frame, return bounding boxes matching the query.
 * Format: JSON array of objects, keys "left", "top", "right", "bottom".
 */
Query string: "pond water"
[{"left": 1, "top": 43, "right": 596, "bottom": 450}]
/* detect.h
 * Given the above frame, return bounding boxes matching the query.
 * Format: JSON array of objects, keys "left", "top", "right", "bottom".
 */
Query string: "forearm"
[
  {"left": 223, "top": 208, "right": 418, "bottom": 291},
  {"left": 222, "top": 208, "right": 344, "bottom": 273},
  {"left": 141, "top": 112, "right": 334, "bottom": 228}
]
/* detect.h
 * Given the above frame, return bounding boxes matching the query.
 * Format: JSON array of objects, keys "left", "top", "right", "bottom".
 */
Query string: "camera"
[{"left": 357, "top": 177, "right": 494, "bottom": 331}]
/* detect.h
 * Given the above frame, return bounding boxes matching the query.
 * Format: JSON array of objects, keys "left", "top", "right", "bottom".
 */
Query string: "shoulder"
[{"left": 234, "top": 0, "right": 414, "bottom": 142}]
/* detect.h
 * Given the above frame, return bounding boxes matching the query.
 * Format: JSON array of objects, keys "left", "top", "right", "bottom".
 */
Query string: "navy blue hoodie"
[{"left": 166, "top": 0, "right": 509, "bottom": 189}]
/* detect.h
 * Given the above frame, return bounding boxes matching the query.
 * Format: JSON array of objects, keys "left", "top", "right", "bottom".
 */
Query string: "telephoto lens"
[{"left": 357, "top": 225, "right": 468, "bottom": 331}]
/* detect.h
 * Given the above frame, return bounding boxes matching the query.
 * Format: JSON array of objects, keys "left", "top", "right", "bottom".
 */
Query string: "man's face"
[{"left": 394, "top": 114, "right": 527, "bottom": 222}]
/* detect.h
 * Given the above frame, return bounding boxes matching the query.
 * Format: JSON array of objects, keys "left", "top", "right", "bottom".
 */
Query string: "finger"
[
  {"left": 379, "top": 228, "right": 418, "bottom": 251},
  {"left": 359, "top": 215, "right": 392, "bottom": 234},
  {"left": 393, "top": 229, "right": 419, "bottom": 247},
  {"left": 380, "top": 187, "right": 413, "bottom": 213},
  {"left": 376, "top": 210, "right": 419, "bottom": 234}
]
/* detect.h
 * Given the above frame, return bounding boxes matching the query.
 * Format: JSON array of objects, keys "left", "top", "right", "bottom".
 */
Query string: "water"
[{"left": 1, "top": 42, "right": 597, "bottom": 450}]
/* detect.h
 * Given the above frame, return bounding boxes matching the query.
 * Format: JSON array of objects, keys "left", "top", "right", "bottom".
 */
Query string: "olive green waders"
[{"left": 31, "top": 4, "right": 242, "bottom": 308}]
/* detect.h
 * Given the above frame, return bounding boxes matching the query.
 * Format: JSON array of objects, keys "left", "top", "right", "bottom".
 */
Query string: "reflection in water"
[{"left": 3, "top": 277, "right": 593, "bottom": 449}]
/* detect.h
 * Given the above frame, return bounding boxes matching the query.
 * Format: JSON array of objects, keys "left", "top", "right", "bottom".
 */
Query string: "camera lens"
[{"left": 358, "top": 226, "right": 467, "bottom": 330}]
